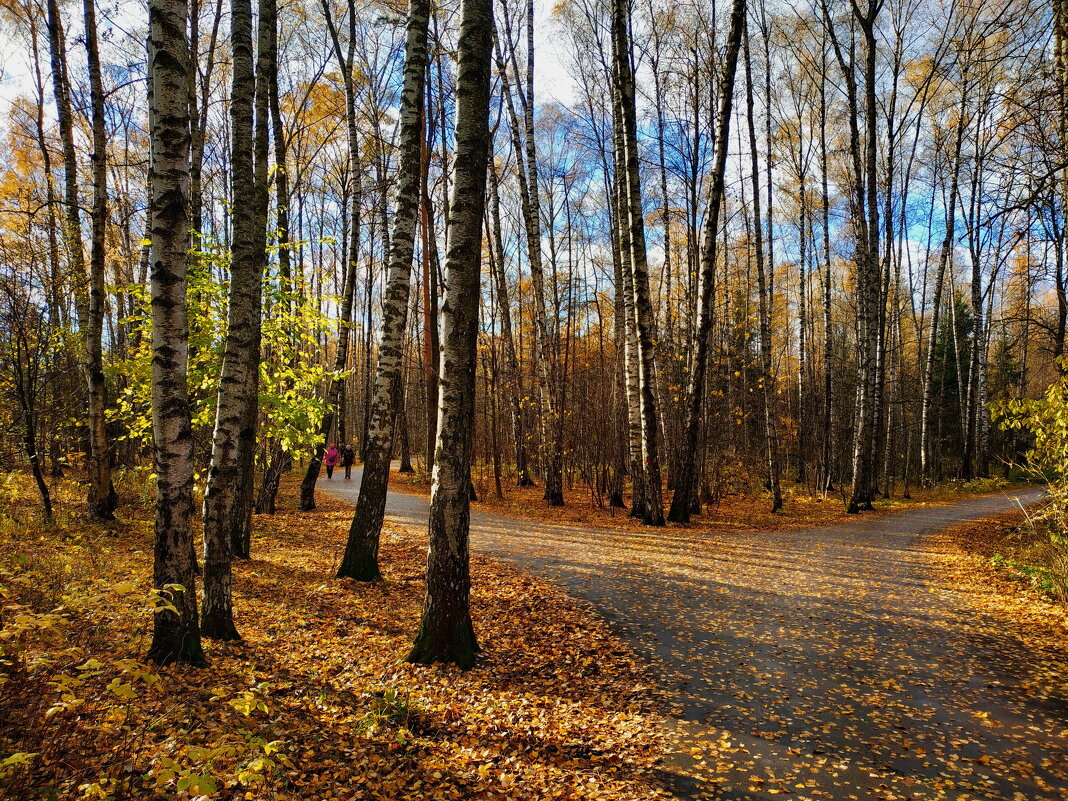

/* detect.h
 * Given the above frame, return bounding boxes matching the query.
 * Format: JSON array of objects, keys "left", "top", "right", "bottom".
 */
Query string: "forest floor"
[
  {"left": 4, "top": 470, "right": 1065, "bottom": 801},
  {"left": 0, "top": 474, "right": 666, "bottom": 800},
  {"left": 324, "top": 470, "right": 1068, "bottom": 800},
  {"left": 388, "top": 465, "right": 1028, "bottom": 533}
]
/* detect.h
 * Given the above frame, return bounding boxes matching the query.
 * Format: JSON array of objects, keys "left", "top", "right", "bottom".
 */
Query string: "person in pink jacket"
[{"left": 323, "top": 443, "right": 340, "bottom": 479}]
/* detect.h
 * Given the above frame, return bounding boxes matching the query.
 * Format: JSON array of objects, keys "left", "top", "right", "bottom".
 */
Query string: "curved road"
[{"left": 322, "top": 470, "right": 1066, "bottom": 800}]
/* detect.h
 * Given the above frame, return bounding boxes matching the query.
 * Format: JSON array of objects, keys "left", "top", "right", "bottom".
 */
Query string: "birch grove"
[{"left": 0, "top": 0, "right": 1064, "bottom": 672}]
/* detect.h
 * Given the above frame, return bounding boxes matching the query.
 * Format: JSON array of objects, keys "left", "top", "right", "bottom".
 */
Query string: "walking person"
[
  {"left": 324, "top": 443, "right": 340, "bottom": 479},
  {"left": 342, "top": 443, "right": 355, "bottom": 479}
]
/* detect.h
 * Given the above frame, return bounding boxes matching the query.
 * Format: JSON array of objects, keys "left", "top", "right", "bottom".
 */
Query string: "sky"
[{"left": 532, "top": 0, "right": 579, "bottom": 108}]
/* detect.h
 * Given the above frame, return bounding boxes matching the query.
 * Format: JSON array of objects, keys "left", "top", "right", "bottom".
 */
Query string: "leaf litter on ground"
[{"left": 0, "top": 473, "right": 668, "bottom": 800}]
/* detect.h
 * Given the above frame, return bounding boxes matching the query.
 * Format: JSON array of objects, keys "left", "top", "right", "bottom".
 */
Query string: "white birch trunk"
[{"left": 146, "top": 0, "right": 205, "bottom": 666}]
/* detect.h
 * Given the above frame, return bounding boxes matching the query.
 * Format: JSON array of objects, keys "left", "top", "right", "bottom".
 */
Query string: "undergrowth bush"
[
  {"left": 0, "top": 478, "right": 290, "bottom": 800},
  {"left": 993, "top": 373, "right": 1068, "bottom": 602}
]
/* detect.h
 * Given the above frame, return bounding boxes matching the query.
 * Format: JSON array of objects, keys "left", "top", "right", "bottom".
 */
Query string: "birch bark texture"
[
  {"left": 407, "top": 0, "right": 493, "bottom": 670},
  {"left": 146, "top": 0, "right": 205, "bottom": 667},
  {"left": 338, "top": 0, "right": 430, "bottom": 581},
  {"left": 611, "top": 89, "right": 646, "bottom": 518}
]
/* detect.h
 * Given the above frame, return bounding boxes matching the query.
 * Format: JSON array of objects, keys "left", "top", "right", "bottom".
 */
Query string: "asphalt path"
[{"left": 322, "top": 469, "right": 1065, "bottom": 800}]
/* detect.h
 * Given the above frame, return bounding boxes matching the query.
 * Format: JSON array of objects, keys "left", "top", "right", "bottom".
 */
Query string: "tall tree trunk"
[
  {"left": 611, "top": 89, "right": 645, "bottom": 518},
  {"left": 797, "top": 166, "right": 809, "bottom": 485},
  {"left": 819, "top": 37, "right": 834, "bottom": 496},
  {"left": 1058, "top": 0, "right": 1068, "bottom": 376},
  {"left": 228, "top": 0, "right": 275, "bottom": 555},
  {"left": 487, "top": 156, "right": 533, "bottom": 486},
  {"left": 47, "top": 0, "right": 115, "bottom": 521},
  {"left": 607, "top": 157, "right": 629, "bottom": 510},
  {"left": 420, "top": 87, "right": 440, "bottom": 472},
  {"left": 82, "top": 0, "right": 116, "bottom": 521},
  {"left": 201, "top": 0, "right": 270, "bottom": 639},
  {"left": 339, "top": 0, "right": 430, "bottom": 582},
  {"left": 496, "top": 7, "right": 564, "bottom": 506},
  {"left": 407, "top": 0, "right": 492, "bottom": 669},
  {"left": 611, "top": 0, "right": 663, "bottom": 525},
  {"left": 254, "top": 1, "right": 295, "bottom": 517},
  {"left": 300, "top": 0, "right": 362, "bottom": 511},
  {"left": 146, "top": 0, "right": 205, "bottom": 667},
  {"left": 743, "top": 18, "right": 783, "bottom": 513},
  {"left": 28, "top": 14, "right": 66, "bottom": 332},
  {"left": 668, "top": 0, "right": 746, "bottom": 522},
  {"left": 825, "top": 0, "right": 882, "bottom": 513}
]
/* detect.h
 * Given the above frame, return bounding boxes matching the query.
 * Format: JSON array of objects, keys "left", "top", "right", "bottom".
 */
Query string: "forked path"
[{"left": 323, "top": 472, "right": 1067, "bottom": 800}]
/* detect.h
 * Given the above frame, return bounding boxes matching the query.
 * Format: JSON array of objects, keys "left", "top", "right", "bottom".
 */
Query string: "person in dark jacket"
[{"left": 342, "top": 443, "right": 356, "bottom": 479}]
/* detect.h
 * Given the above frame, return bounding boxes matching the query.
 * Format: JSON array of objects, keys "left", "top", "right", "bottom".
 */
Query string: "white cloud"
[{"left": 533, "top": 0, "right": 579, "bottom": 109}]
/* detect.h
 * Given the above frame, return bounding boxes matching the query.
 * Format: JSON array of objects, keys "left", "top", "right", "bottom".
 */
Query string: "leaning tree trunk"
[
  {"left": 668, "top": 0, "right": 746, "bottom": 522},
  {"left": 338, "top": 0, "right": 430, "bottom": 582},
  {"left": 299, "top": 0, "right": 362, "bottom": 511},
  {"left": 146, "top": 0, "right": 205, "bottom": 667},
  {"left": 201, "top": 0, "right": 269, "bottom": 640},
  {"left": 611, "top": 0, "right": 664, "bottom": 525},
  {"left": 487, "top": 156, "right": 533, "bottom": 486},
  {"left": 406, "top": 0, "right": 492, "bottom": 670}
]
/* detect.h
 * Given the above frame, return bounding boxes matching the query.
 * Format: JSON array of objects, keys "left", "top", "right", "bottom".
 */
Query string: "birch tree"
[
  {"left": 200, "top": 0, "right": 270, "bottom": 640},
  {"left": 82, "top": 0, "right": 116, "bottom": 521},
  {"left": 45, "top": 0, "right": 115, "bottom": 521},
  {"left": 611, "top": 0, "right": 664, "bottom": 525},
  {"left": 338, "top": 0, "right": 430, "bottom": 582},
  {"left": 146, "top": 0, "right": 205, "bottom": 667},
  {"left": 407, "top": 0, "right": 493, "bottom": 669}
]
